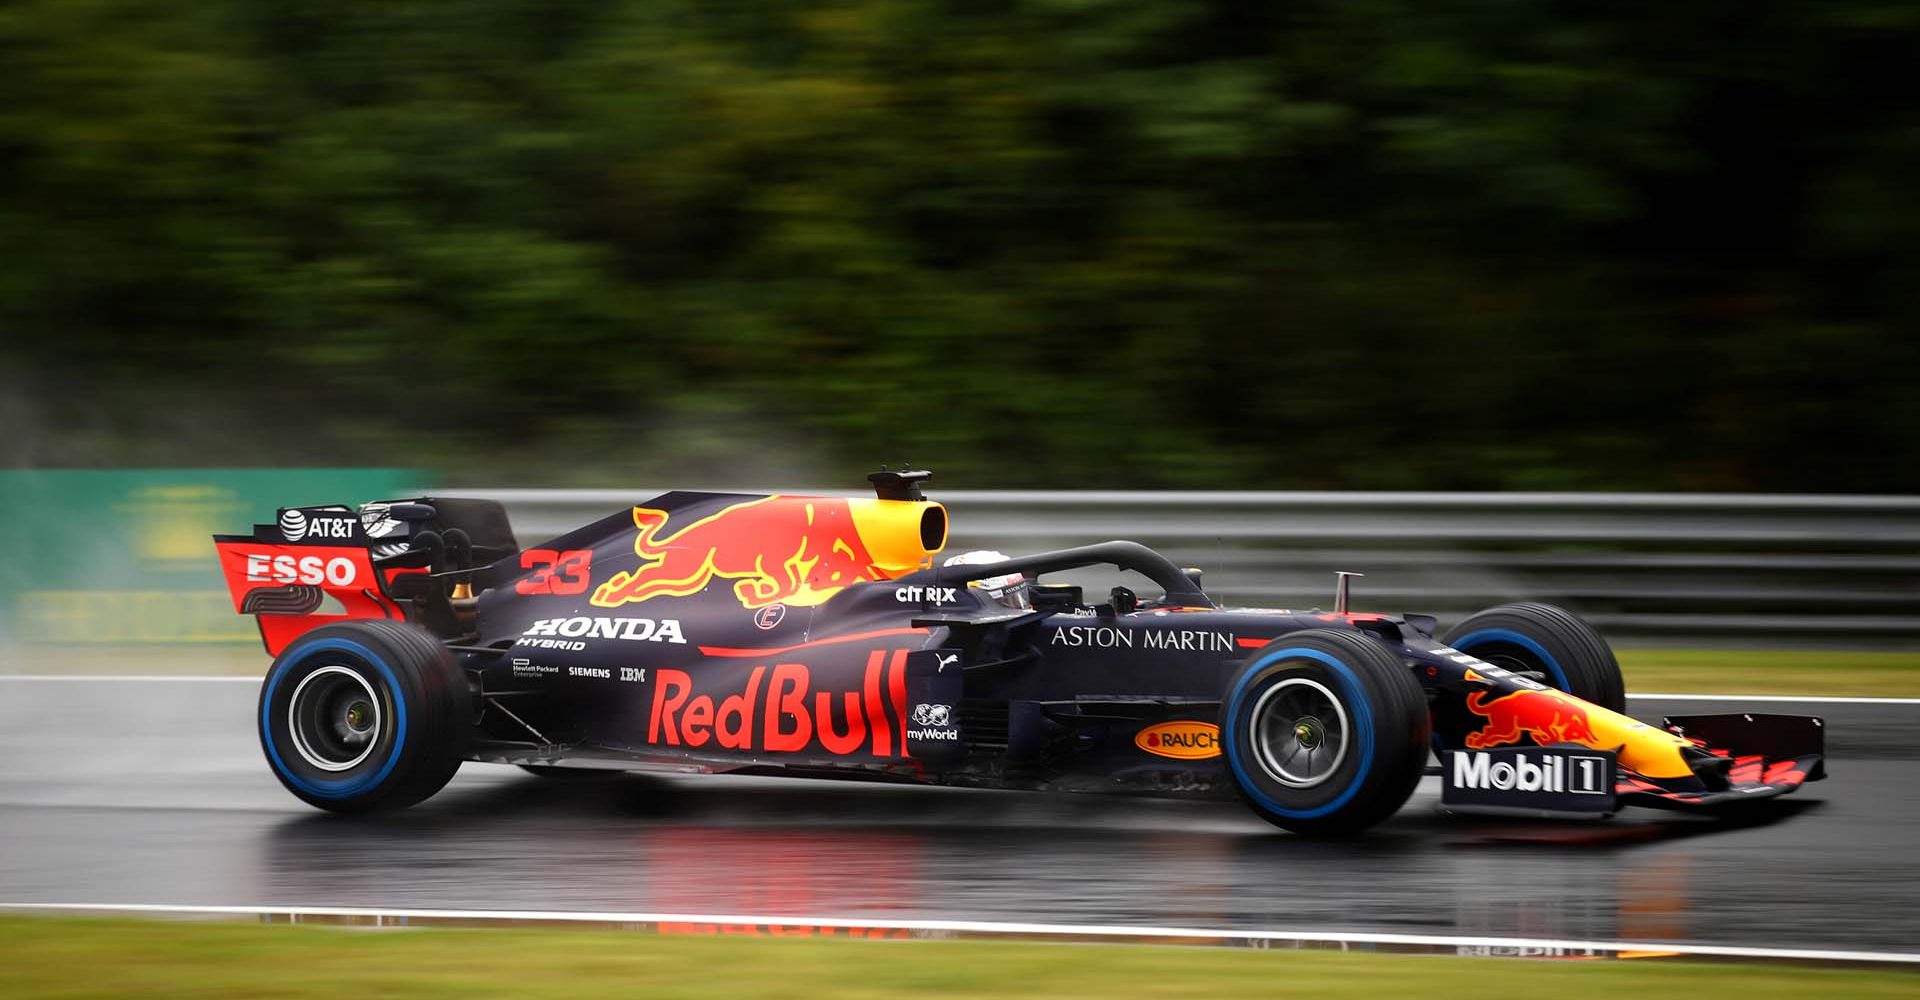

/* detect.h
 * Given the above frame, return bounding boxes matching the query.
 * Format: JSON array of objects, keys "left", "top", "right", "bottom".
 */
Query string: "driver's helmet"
[{"left": 942, "top": 549, "right": 1031, "bottom": 610}]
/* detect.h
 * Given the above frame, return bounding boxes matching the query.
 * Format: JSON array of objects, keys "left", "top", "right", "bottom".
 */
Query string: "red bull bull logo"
[
  {"left": 1464, "top": 689, "right": 1599, "bottom": 749},
  {"left": 592, "top": 496, "right": 897, "bottom": 610}
]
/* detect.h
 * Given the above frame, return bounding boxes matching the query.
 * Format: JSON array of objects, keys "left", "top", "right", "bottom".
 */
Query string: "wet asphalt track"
[{"left": 1, "top": 676, "right": 1915, "bottom": 952}]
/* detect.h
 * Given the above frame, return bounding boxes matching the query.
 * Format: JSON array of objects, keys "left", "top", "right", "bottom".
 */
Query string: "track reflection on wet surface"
[{"left": 2, "top": 679, "right": 1915, "bottom": 950}]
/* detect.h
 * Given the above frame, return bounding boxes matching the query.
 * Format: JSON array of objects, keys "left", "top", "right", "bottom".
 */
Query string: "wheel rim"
[
  {"left": 288, "top": 665, "right": 382, "bottom": 772},
  {"left": 1249, "top": 677, "right": 1350, "bottom": 788}
]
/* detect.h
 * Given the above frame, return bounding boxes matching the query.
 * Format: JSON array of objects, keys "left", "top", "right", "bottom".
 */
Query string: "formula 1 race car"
[{"left": 214, "top": 471, "right": 1826, "bottom": 834}]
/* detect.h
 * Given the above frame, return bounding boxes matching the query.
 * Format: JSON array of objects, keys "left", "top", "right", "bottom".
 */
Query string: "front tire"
[
  {"left": 1443, "top": 602, "right": 1625, "bottom": 713},
  {"left": 259, "top": 620, "right": 470, "bottom": 813},
  {"left": 1222, "top": 629, "right": 1430, "bottom": 836}
]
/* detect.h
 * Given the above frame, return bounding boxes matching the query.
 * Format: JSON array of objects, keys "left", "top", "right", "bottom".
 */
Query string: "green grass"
[
  {"left": 0, "top": 917, "right": 1914, "bottom": 1000},
  {"left": 1618, "top": 648, "right": 1920, "bottom": 697}
]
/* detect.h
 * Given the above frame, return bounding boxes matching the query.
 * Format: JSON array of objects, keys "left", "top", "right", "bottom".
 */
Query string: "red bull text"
[{"left": 648, "top": 649, "right": 912, "bottom": 757}]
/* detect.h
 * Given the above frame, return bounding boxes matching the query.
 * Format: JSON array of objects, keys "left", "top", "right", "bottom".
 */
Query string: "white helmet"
[{"left": 942, "top": 550, "right": 1031, "bottom": 610}]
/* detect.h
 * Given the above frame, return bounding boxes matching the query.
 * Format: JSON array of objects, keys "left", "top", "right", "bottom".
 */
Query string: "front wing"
[
  {"left": 1616, "top": 712, "right": 1825, "bottom": 812},
  {"left": 1442, "top": 712, "right": 1825, "bottom": 817}
]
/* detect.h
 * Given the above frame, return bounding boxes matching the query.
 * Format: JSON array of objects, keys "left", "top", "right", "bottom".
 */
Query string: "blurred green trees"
[{"left": 1, "top": 0, "right": 1916, "bottom": 489}]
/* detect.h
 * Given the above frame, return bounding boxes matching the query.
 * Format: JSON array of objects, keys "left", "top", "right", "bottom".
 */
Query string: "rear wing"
[
  {"left": 215, "top": 498, "right": 522, "bottom": 657},
  {"left": 213, "top": 505, "right": 411, "bottom": 656}
]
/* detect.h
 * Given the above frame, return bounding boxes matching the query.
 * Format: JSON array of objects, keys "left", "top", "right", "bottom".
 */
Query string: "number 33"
[{"left": 516, "top": 548, "right": 592, "bottom": 595}]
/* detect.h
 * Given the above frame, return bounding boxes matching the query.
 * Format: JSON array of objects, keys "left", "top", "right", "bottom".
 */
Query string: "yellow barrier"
[{"left": 15, "top": 590, "right": 256, "bottom": 644}]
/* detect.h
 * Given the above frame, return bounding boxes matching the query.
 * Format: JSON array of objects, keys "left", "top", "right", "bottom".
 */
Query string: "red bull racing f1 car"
[{"left": 214, "top": 471, "right": 1826, "bottom": 835}]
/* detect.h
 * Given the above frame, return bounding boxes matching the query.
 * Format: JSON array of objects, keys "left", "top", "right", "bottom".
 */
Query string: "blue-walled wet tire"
[
  {"left": 259, "top": 620, "right": 470, "bottom": 813},
  {"left": 1444, "top": 603, "right": 1625, "bottom": 713},
  {"left": 1222, "top": 629, "right": 1430, "bottom": 836}
]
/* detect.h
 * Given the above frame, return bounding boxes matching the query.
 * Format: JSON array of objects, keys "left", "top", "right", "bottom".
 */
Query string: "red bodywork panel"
[{"left": 213, "top": 538, "right": 406, "bottom": 656}]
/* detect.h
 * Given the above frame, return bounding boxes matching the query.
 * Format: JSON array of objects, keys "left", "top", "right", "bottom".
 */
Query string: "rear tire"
[
  {"left": 259, "top": 620, "right": 470, "bottom": 813},
  {"left": 1443, "top": 603, "right": 1625, "bottom": 713},
  {"left": 1221, "top": 629, "right": 1431, "bottom": 836}
]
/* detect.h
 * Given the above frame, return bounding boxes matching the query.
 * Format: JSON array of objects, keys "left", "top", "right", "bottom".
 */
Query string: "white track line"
[
  {"left": 5, "top": 676, "right": 1918, "bottom": 705},
  {"left": 2, "top": 902, "right": 1915, "bottom": 965},
  {"left": 1630, "top": 692, "right": 1920, "bottom": 705}
]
